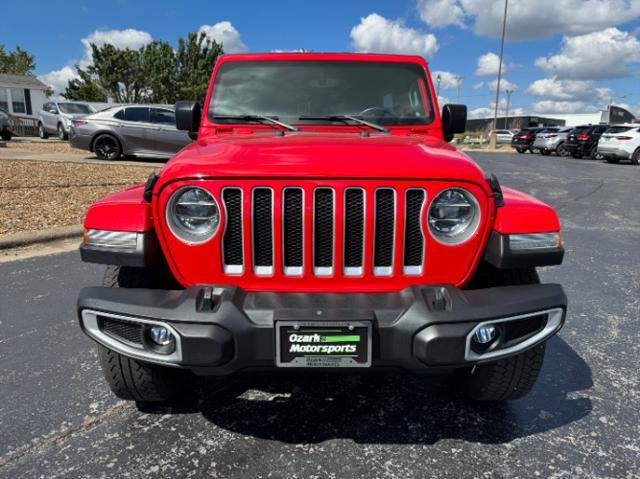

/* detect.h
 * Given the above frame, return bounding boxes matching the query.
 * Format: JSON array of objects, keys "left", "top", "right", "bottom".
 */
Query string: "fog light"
[
  {"left": 149, "top": 326, "right": 173, "bottom": 346},
  {"left": 474, "top": 325, "right": 496, "bottom": 344}
]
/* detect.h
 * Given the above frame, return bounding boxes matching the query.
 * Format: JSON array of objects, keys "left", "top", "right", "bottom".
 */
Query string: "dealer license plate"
[{"left": 276, "top": 321, "right": 372, "bottom": 368}]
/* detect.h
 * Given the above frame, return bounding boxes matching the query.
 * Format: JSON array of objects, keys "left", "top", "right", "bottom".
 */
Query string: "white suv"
[{"left": 598, "top": 124, "right": 640, "bottom": 165}]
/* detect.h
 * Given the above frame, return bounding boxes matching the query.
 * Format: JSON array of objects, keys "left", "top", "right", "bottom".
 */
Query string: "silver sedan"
[{"left": 69, "top": 105, "right": 192, "bottom": 160}]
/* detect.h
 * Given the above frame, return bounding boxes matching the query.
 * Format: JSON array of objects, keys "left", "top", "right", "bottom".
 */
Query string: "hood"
[{"left": 157, "top": 132, "right": 489, "bottom": 191}]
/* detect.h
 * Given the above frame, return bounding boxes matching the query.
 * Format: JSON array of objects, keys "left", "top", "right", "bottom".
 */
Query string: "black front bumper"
[{"left": 78, "top": 284, "right": 567, "bottom": 374}]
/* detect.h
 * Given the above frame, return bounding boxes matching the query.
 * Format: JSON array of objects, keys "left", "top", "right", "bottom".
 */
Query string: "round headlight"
[
  {"left": 167, "top": 187, "right": 220, "bottom": 243},
  {"left": 428, "top": 188, "right": 480, "bottom": 245}
]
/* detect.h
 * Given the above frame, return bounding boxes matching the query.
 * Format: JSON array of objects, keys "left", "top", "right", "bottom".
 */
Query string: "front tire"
[
  {"left": 98, "top": 266, "right": 190, "bottom": 403},
  {"left": 38, "top": 122, "right": 49, "bottom": 139},
  {"left": 454, "top": 266, "right": 546, "bottom": 401},
  {"left": 590, "top": 147, "right": 603, "bottom": 161},
  {"left": 515, "top": 147, "right": 527, "bottom": 154},
  {"left": 57, "top": 123, "right": 68, "bottom": 141},
  {"left": 631, "top": 148, "right": 640, "bottom": 165},
  {"left": 0, "top": 129, "right": 11, "bottom": 141}
]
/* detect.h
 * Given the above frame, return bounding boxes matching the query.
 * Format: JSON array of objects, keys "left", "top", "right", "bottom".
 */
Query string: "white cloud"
[
  {"left": 535, "top": 28, "right": 640, "bottom": 80},
  {"left": 431, "top": 70, "right": 462, "bottom": 90},
  {"left": 475, "top": 52, "right": 511, "bottom": 76},
  {"left": 39, "top": 28, "right": 153, "bottom": 97},
  {"left": 417, "top": 0, "right": 466, "bottom": 28},
  {"left": 531, "top": 100, "right": 593, "bottom": 113},
  {"left": 198, "top": 21, "right": 247, "bottom": 53},
  {"left": 468, "top": 98, "right": 524, "bottom": 119},
  {"left": 81, "top": 29, "right": 152, "bottom": 62},
  {"left": 527, "top": 76, "right": 613, "bottom": 113},
  {"left": 527, "top": 77, "right": 611, "bottom": 102},
  {"left": 488, "top": 78, "right": 518, "bottom": 91},
  {"left": 472, "top": 81, "right": 484, "bottom": 90},
  {"left": 417, "top": 0, "right": 640, "bottom": 40},
  {"left": 350, "top": 13, "right": 438, "bottom": 57},
  {"left": 38, "top": 66, "right": 78, "bottom": 97}
]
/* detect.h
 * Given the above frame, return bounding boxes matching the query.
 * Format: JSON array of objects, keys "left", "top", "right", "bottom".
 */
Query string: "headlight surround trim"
[
  {"left": 166, "top": 186, "right": 221, "bottom": 244},
  {"left": 427, "top": 187, "right": 481, "bottom": 245}
]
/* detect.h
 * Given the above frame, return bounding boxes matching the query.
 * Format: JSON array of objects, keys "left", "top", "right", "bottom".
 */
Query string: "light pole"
[
  {"left": 436, "top": 74, "right": 442, "bottom": 98},
  {"left": 492, "top": 0, "right": 509, "bottom": 133},
  {"left": 504, "top": 89, "right": 513, "bottom": 129}
]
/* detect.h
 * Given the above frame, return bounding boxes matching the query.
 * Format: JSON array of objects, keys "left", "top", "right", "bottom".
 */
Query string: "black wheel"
[
  {"left": 631, "top": 148, "right": 640, "bottom": 165},
  {"left": 540, "top": 149, "right": 551, "bottom": 156},
  {"left": 516, "top": 147, "right": 527, "bottom": 154},
  {"left": 38, "top": 122, "right": 49, "bottom": 139},
  {"left": 98, "top": 266, "right": 190, "bottom": 403},
  {"left": 605, "top": 157, "right": 620, "bottom": 164},
  {"left": 454, "top": 266, "right": 546, "bottom": 401},
  {"left": 93, "top": 134, "right": 122, "bottom": 160},
  {"left": 556, "top": 143, "right": 569, "bottom": 157},
  {"left": 57, "top": 123, "right": 68, "bottom": 141},
  {"left": 0, "top": 129, "right": 11, "bottom": 141},
  {"left": 590, "top": 147, "right": 603, "bottom": 160}
]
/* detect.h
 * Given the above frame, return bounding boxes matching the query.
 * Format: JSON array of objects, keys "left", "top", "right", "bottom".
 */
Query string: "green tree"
[
  {"left": 60, "top": 31, "right": 223, "bottom": 104},
  {"left": 62, "top": 67, "right": 107, "bottom": 102},
  {"left": 0, "top": 44, "right": 36, "bottom": 75},
  {"left": 141, "top": 41, "right": 178, "bottom": 104},
  {"left": 176, "top": 32, "right": 223, "bottom": 104}
]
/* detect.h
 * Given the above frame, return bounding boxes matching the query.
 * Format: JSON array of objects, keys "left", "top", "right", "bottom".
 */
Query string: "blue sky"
[{"left": 2, "top": 0, "right": 639, "bottom": 116}]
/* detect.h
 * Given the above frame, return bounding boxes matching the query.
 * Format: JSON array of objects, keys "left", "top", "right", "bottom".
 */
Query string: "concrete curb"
[{"left": 0, "top": 225, "right": 83, "bottom": 250}]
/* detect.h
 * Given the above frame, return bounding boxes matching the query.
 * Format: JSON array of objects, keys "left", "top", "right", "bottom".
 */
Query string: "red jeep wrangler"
[{"left": 78, "top": 53, "right": 566, "bottom": 404}]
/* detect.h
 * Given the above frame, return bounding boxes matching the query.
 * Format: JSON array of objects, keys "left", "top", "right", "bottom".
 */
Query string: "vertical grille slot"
[
  {"left": 283, "top": 188, "right": 304, "bottom": 275},
  {"left": 222, "top": 188, "right": 243, "bottom": 274},
  {"left": 343, "top": 188, "right": 364, "bottom": 276},
  {"left": 313, "top": 188, "right": 334, "bottom": 276},
  {"left": 374, "top": 188, "right": 395, "bottom": 275},
  {"left": 252, "top": 188, "right": 274, "bottom": 275},
  {"left": 403, "top": 189, "right": 426, "bottom": 275}
]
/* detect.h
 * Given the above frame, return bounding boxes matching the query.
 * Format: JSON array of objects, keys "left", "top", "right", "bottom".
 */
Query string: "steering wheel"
[{"left": 357, "top": 107, "right": 395, "bottom": 121}]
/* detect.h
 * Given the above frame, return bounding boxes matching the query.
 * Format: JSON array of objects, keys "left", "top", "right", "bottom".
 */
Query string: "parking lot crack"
[{"left": 0, "top": 402, "right": 132, "bottom": 470}]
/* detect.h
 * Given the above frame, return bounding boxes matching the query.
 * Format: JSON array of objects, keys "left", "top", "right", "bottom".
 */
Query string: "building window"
[
  {"left": 0, "top": 89, "right": 8, "bottom": 111},
  {"left": 11, "top": 88, "right": 26, "bottom": 114}
]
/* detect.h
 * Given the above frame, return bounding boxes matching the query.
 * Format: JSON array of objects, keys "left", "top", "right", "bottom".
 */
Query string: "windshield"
[
  {"left": 209, "top": 61, "right": 433, "bottom": 126},
  {"left": 58, "top": 103, "right": 95, "bottom": 114}
]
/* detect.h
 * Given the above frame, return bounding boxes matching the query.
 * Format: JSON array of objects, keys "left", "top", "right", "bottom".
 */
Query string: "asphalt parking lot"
[{"left": 1, "top": 151, "right": 639, "bottom": 478}]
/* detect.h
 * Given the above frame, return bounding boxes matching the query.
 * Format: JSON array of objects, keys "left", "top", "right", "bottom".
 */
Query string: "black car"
[
  {"left": 564, "top": 124, "right": 609, "bottom": 159},
  {"left": 511, "top": 127, "right": 558, "bottom": 153}
]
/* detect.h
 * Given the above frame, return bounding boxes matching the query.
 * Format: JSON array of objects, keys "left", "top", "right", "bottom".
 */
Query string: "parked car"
[
  {"left": 564, "top": 124, "right": 610, "bottom": 159},
  {"left": 38, "top": 101, "right": 96, "bottom": 140},
  {"left": 486, "top": 129, "right": 514, "bottom": 144},
  {"left": 77, "top": 53, "right": 566, "bottom": 406},
  {"left": 532, "top": 127, "right": 573, "bottom": 156},
  {"left": 511, "top": 127, "right": 546, "bottom": 153},
  {"left": 0, "top": 108, "right": 12, "bottom": 141},
  {"left": 69, "top": 104, "right": 192, "bottom": 160},
  {"left": 597, "top": 124, "right": 640, "bottom": 165}
]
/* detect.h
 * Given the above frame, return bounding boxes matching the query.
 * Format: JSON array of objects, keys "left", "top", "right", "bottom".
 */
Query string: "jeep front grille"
[{"left": 221, "top": 184, "right": 427, "bottom": 278}]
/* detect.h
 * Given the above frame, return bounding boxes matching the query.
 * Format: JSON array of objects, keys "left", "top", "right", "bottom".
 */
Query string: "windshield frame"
[{"left": 206, "top": 59, "right": 436, "bottom": 129}]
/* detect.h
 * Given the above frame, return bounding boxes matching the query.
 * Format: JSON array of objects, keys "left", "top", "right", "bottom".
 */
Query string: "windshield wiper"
[
  {"left": 211, "top": 114, "right": 299, "bottom": 132},
  {"left": 299, "top": 115, "right": 389, "bottom": 133}
]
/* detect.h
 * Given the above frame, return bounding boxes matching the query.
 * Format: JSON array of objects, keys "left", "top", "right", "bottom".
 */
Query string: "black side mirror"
[
  {"left": 442, "top": 104, "right": 467, "bottom": 142},
  {"left": 175, "top": 101, "right": 201, "bottom": 140}
]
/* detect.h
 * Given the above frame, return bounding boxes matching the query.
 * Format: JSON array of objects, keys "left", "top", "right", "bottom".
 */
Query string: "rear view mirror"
[
  {"left": 175, "top": 101, "right": 202, "bottom": 140},
  {"left": 442, "top": 104, "right": 467, "bottom": 142}
]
